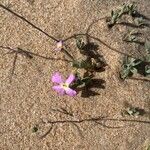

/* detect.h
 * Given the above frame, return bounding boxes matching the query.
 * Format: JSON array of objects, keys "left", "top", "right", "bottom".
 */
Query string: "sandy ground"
[{"left": 0, "top": 0, "right": 150, "bottom": 149}]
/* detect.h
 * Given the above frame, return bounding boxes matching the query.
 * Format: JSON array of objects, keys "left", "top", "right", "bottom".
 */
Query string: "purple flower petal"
[
  {"left": 66, "top": 88, "right": 77, "bottom": 97},
  {"left": 65, "top": 74, "right": 75, "bottom": 85},
  {"left": 52, "top": 72, "right": 63, "bottom": 84},
  {"left": 52, "top": 85, "right": 65, "bottom": 95}
]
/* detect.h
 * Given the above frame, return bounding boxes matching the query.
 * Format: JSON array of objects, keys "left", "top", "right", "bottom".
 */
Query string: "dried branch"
[
  {"left": 10, "top": 51, "right": 18, "bottom": 82},
  {"left": 38, "top": 115, "right": 150, "bottom": 139},
  {"left": 0, "top": 45, "right": 71, "bottom": 82},
  {"left": 40, "top": 125, "right": 53, "bottom": 139},
  {"left": 51, "top": 108, "right": 74, "bottom": 117},
  {"left": 71, "top": 122, "right": 84, "bottom": 138},
  {"left": 1, "top": 46, "right": 71, "bottom": 62}
]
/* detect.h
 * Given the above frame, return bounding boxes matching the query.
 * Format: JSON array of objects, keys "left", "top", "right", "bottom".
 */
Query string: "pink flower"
[
  {"left": 55, "top": 41, "right": 63, "bottom": 51},
  {"left": 51, "top": 72, "right": 77, "bottom": 96}
]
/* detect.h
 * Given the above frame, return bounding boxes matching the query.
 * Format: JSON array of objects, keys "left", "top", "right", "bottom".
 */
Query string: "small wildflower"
[
  {"left": 55, "top": 41, "right": 63, "bottom": 51},
  {"left": 51, "top": 72, "right": 77, "bottom": 96}
]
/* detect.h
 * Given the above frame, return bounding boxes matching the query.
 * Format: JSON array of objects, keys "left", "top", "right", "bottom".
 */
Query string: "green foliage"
[
  {"left": 145, "top": 65, "right": 150, "bottom": 75},
  {"left": 123, "top": 30, "right": 138, "bottom": 42},
  {"left": 145, "top": 55, "right": 150, "bottom": 63},
  {"left": 109, "top": 10, "right": 120, "bottom": 25},
  {"left": 120, "top": 57, "right": 142, "bottom": 79},
  {"left": 124, "top": 107, "right": 146, "bottom": 117},
  {"left": 134, "top": 17, "right": 147, "bottom": 27},
  {"left": 147, "top": 145, "right": 150, "bottom": 150},
  {"left": 75, "top": 37, "right": 85, "bottom": 50},
  {"left": 107, "top": 3, "right": 137, "bottom": 27},
  {"left": 72, "top": 57, "right": 99, "bottom": 71},
  {"left": 145, "top": 40, "right": 150, "bottom": 54},
  {"left": 122, "top": 2, "right": 137, "bottom": 16},
  {"left": 122, "top": 102, "right": 146, "bottom": 117},
  {"left": 144, "top": 41, "right": 150, "bottom": 76},
  {"left": 71, "top": 72, "right": 92, "bottom": 88},
  {"left": 72, "top": 59, "right": 93, "bottom": 70},
  {"left": 120, "top": 40, "right": 150, "bottom": 79}
]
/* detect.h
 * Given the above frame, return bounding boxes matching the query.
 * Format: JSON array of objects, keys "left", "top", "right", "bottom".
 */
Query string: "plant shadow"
[
  {"left": 79, "top": 78, "right": 106, "bottom": 98},
  {"left": 81, "top": 41, "right": 107, "bottom": 70},
  {"left": 132, "top": 11, "right": 150, "bottom": 22},
  {"left": 75, "top": 36, "right": 106, "bottom": 97},
  {"left": 124, "top": 39, "right": 145, "bottom": 46},
  {"left": 135, "top": 61, "right": 150, "bottom": 76},
  {"left": 117, "top": 22, "right": 150, "bottom": 28}
]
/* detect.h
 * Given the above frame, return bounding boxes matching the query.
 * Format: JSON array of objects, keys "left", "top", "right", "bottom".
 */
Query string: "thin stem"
[
  {"left": 62, "top": 48, "right": 74, "bottom": 61},
  {"left": 46, "top": 117, "right": 150, "bottom": 125},
  {"left": 10, "top": 52, "right": 18, "bottom": 83},
  {"left": 0, "top": 4, "right": 58, "bottom": 42}
]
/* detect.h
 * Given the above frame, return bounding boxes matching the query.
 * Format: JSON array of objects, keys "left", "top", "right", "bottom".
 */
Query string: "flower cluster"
[
  {"left": 51, "top": 41, "right": 78, "bottom": 97},
  {"left": 51, "top": 39, "right": 101, "bottom": 97}
]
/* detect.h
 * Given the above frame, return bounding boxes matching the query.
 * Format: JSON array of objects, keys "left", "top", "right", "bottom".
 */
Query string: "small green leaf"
[
  {"left": 82, "top": 76, "right": 92, "bottom": 85},
  {"left": 111, "top": 10, "right": 114, "bottom": 17},
  {"left": 76, "top": 37, "right": 85, "bottom": 50},
  {"left": 131, "top": 59, "right": 142, "bottom": 66},
  {"left": 123, "top": 30, "right": 139, "bottom": 43},
  {"left": 130, "top": 67, "right": 137, "bottom": 74},
  {"left": 134, "top": 17, "right": 146, "bottom": 26},
  {"left": 129, "top": 57, "right": 136, "bottom": 63},
  {"left": 72, "top": 59, "right": 94, "bottom": 70},
  {"left": 120, "top": 67, "right": 130, "bottom": 79},
  {"left": 108, "top": 3, "right": 137, "bottom": 27},
  {"left": 145, "top": 40, "right": 150, "bottom": 53},
  {"left": 120, "top": 57, "right": 141, "bottom": 79},
  {"left": 72, "top": 61, "right": 81, "bottom": 68},
  {"left": 145, "top": 65, "right": 150, "bottom": 74},
  {"left": 71, "top": 75, "right": 92, "bottom": 88},
  {"left": 125, "top": 107, "right": 145, "bottom": 117},
  {"left": 147, "top": 145, "right": 150, "bottom": 150},
  {"left": 146, "top": 55, "right": 150, "bottom": 62},
  {"left": 81, "top": 60, "right": 93, "bottom": 69}
]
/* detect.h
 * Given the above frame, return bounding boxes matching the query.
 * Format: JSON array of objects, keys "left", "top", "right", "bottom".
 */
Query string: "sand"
[{"left": 0, "top": 0, "right": 150, "bottom": 149}]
